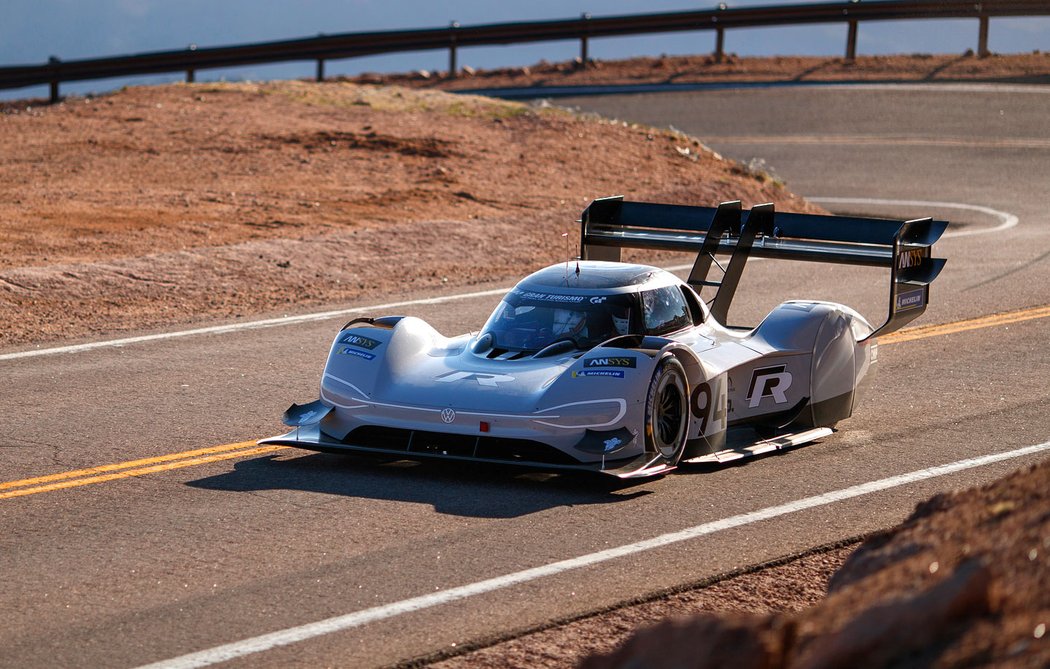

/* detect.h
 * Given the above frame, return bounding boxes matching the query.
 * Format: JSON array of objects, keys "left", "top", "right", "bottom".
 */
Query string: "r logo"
[
  {"left": 436, "top": 371, "right": 515, "bottom": 387},
  {"left": 746, "top": 365, "right": 792, "bottom": 408}
]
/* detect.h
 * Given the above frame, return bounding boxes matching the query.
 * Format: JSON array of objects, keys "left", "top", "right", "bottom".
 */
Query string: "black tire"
[{"left": 644, "top": 355, "right": 689, "bottom": 464}]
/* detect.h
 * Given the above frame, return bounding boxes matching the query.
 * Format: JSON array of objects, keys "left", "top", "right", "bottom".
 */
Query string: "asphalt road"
[{"left": 2, "top": 83, "right": 1049, "bottom": 668}]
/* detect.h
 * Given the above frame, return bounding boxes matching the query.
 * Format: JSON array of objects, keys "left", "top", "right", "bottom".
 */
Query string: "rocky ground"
[
  {"left": 3, "top": 53, "right": 1047, "bottom": 668},
  {"left": 578, "top": 459, "right": 1050, "bottom": 669}
]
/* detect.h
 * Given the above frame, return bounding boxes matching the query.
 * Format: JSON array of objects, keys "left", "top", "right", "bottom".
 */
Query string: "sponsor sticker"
[
  {"left": 897, "top": 248, "right": 926, "bottom": 271},
  {"left": 341, "top": 333, "right": 382, "bottom": 350},
  {"left": 337, "top": 345, "right": 375, "bottom": 360},
  {"left": 572, "top": 370, "right": 625, "bottom": 379},
  {"left": 436, "top": 371, "right": 515, "bottom": 386},
  {"left": 601, "top": 436, "right": 622, "bottom": 452},
  {"left": 583, "top": 356, "right": 637, "bottom": 369},
  {"left": 512, "top": 289, "right": 588, "bottom": 304},
  {"left": 896, "top": 287, "right": 925, "bottom": 311},
  {"left": 746, "top": 365, "right": 793, "bottom": 408}
]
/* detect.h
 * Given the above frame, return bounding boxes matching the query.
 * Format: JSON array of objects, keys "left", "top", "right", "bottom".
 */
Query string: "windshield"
[{"left": 481, "top": 290, "right": 637, "bottom": 352}]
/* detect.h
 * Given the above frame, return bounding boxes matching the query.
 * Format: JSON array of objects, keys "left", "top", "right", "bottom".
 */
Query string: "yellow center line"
[
  {"left": 880, "top": 304, "right": 1050, "bottom": 345},
  {"left": 0, "top": 440, "right": 261, "bottom": 491},
  {"left": 0, "top": 445, "right": 286, "bottom": 500},
  {"left": 2, "top": 303, "right": 1048, "bottom": 501}
]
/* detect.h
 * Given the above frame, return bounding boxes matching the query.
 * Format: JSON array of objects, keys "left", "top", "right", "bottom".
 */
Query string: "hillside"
[{"left": 0, "top": 81, "right": 814, "bottom": 348}]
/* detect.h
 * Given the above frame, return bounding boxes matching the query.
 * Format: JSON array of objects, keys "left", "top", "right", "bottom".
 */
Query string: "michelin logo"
[
  {"left": 337, "top": 345, "right": 375, "bottom": 360},
  {"left": 572, "top": 370, "right": 625, "bottom": 379},
  {"left": 896, "top": 288, "right": 925, "bottom": 311}
]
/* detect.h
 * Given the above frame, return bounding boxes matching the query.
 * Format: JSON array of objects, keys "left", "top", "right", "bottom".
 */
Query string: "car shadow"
[{"left": 187, "top": 450, "right": 655, "bottom": 518}]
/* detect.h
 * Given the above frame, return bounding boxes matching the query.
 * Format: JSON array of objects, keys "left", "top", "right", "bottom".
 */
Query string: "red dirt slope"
[
  {"left": 0, "top": 81, "right": 815, "bottom": 349},
  {"left": 584, "top": 459, "right": 1050, "bottom": 669}
]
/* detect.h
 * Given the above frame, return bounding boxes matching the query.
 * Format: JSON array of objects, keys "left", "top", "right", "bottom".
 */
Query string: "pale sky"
[{"left": 3, "top": 1, "right": 1048, "bottom": 99}]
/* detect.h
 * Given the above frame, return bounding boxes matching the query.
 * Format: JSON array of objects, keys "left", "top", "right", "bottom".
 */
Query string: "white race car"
[{"left": 262, "top": 197, "right": 946, "bottom": 478}]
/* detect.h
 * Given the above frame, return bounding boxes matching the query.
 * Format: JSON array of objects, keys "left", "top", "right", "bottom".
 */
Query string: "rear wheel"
[{"left": 644, "top": 355, "right": 689, "bottom": 464}]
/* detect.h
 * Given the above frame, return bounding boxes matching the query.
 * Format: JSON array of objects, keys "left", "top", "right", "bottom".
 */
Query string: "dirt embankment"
[
  {"left": 0, "top": 81, "right": 813, "bottom": 349},
  {"left": 430, "top": 460, "right": 1050, "bottom": 669},
  {"left": 581, "top": 459, "right": 1050, "bottom": 669}
]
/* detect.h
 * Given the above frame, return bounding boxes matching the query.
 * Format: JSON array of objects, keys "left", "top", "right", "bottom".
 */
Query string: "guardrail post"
[
  {"left": 845, "top": 20, "right": 858, "bottom": 61},
  {"left": 48, "top": 56, "right": 60, "bottom": 103},
  {"left": 713, "top": 3, "right": 726, "bottom": 63},
  {"left": 978, "top": 14, "right": 990, "bottom": 58},
  {"left": 186, "top": 44, "right": 197, "bottom": 82},
  {"left": 580, "top": 13, "right": 590, "bottom": 67},
  {"left": 317, "top": 59, "right": 325, "bottom": 81},
  {"left": 449, "top": 21, "right": 459, "bottom": 78}
]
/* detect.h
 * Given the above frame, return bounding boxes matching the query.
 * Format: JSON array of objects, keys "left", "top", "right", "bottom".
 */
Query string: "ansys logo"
[
  {"left": 341, "top": 334, "right": 381, "bottom": 350},
  {"left": 746, "top": 365, "right": 793, "bottom": 408},
  {"left": 584, "top": 357, "right": 636, "bottom": 369}
]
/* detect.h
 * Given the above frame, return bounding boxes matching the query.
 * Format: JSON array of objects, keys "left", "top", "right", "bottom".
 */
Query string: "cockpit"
[{"left": 477, "top": 282, "right": 697, "bottom": 356}]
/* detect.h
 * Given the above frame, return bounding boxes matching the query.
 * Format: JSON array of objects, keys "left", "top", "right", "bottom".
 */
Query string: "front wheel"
[{"left": 644, "top": 355, "right": 689, "bottom": 465}]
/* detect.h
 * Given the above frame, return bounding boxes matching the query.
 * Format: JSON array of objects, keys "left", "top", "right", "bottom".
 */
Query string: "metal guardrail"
[{"left": 2, "top": 0, "right": 1048, "bottom": 102}]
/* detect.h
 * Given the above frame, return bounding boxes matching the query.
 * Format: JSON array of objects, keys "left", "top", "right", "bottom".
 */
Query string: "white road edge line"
[
  {"left": 810, "top": 197, "right": 1019, "bottom": 238},
  {"left": 0, "top": 287, "right": 508, "bottom": 363},
  {"left": 138, "top": 440, "right": 1050, "bottom": 669},
  {"left": 2, "top": 199, "right": 1017, "bottom": 363}
]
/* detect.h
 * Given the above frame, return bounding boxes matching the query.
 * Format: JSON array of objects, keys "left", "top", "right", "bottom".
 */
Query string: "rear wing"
[{"left": 580, "top": 196, "right": 946, "bottom": 340}]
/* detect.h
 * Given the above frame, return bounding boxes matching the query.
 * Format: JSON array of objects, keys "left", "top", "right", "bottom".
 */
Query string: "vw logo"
[{"left": 440, "top": 408, "right": 456, "bottom": 424}]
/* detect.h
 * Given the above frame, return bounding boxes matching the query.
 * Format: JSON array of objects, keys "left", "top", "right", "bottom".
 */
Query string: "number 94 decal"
[{"left": 691, "top": 377, "right": 727, "bottom": 436}]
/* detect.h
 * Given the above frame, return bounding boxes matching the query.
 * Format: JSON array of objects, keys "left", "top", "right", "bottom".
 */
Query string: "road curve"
[{"left": 2, "top": 83, "right": 1049, "bottom": 668}]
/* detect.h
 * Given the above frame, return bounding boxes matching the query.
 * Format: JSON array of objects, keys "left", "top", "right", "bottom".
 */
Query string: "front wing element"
[{"left": 258, "top": 424, "right": 675, "bottom": 479}]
